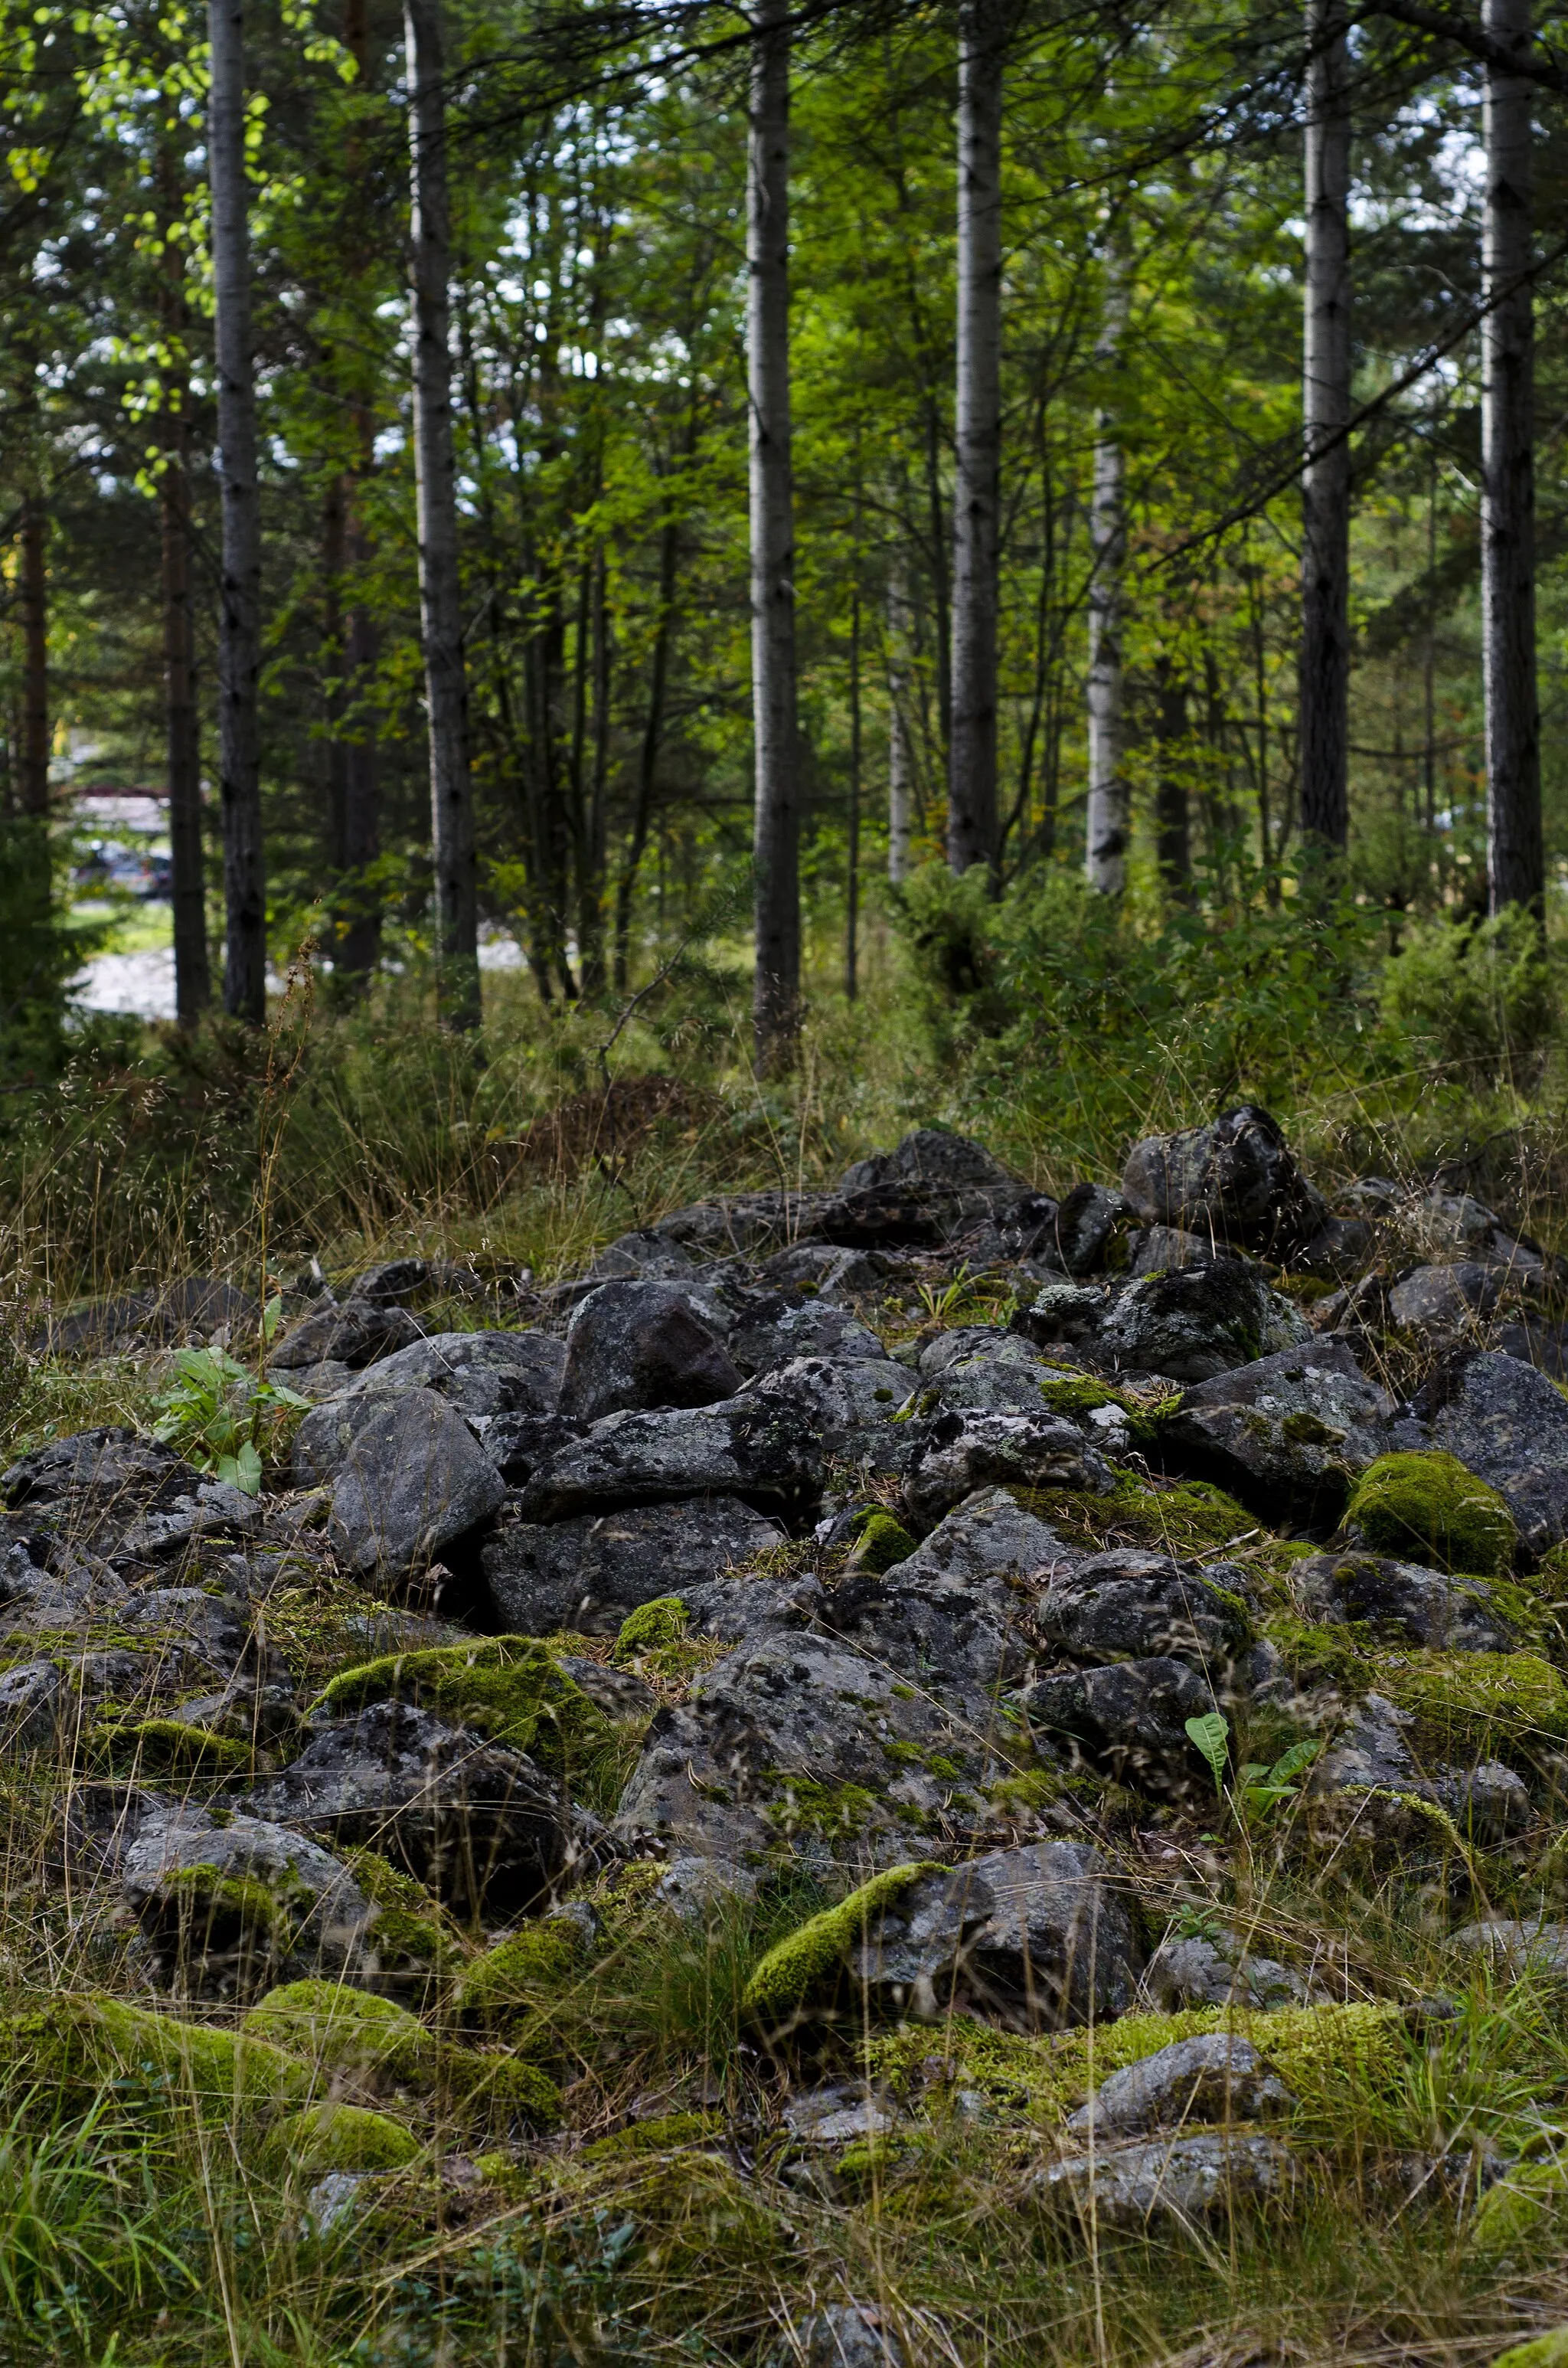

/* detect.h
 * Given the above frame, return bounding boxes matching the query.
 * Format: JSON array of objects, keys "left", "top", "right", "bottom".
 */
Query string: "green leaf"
[
  {"left": 217, "top": 1442, "right": 263, "bottom": 1497},
  {"left": 1267, "top": 1738, "right": 1322, "bottom": 1786},
  {"left": 1184, "top": 1710, "right": 1230, "bottom": 1792},
  {"left": 262, "top": 1294, "right": 283, "bottom": 1343}
]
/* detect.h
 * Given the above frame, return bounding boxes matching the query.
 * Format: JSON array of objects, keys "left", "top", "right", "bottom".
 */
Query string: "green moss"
[
  {"left": 1008, "top": 1476, "right": 1253, "bottom": 1559},
  {"left": 243, "top": 1981, "right": 439, "bottom": 2091},
  {"left": 742, "top": 1861, "right": 940, "bottom": 2027},
  {"left": 340, "top": 1848, "right": 460, "bottom": 1975},
  {"left": 1375, "top": 1649, "right": 1568, "bottom": 1753},
  {"left": 1472, "top": 2159, "right": 1568, "bottom": 2256},
  {"left": 1494, "top": 2331, "right": 1568, "bottom": 2367},
  {"left": 262, "top": 2101, "right": 421, "bottom": 2178},
  {"left": 844, "top": 1509, "right": 916, "bottom": 1575},
  {"left": 152, "top": 1864, "right": 294, "bottom": 1969},
  {"left": 443, "top": 2052, "right": 562, "bottom": 2130},
  {"left": 582, "top": 2110, "right": 722, "bottom": 2161},
  {"left": 0, "top": 1996, "right": 312, "bottom": 2121},
  {"left": 612, "top": 1596, "right": 688, "bottom": 1662},
  {"left": 99, "top": 1718, "right": 251, "bottom": 1779},
  {"left": 1347, "top": 1451, "right": 1517, "bottom": 1576},
  {"left": 314, "top": 1637, "right": 610, "bottom": 1772},
  {"left": 454, "top": 1922, "right": 588, "bottom": 2034}
]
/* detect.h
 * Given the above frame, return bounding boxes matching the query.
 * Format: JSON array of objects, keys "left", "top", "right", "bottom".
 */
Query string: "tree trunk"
[
  {"left": 405, "top": 0, "right": 480, "bottom": 1025},
  {"left": 846, "top": 578, "right": 861, "bottom": 999},
  {"left": 158, "top": 140, "right": 210, "bottom": 1023},
  {"left": 19, "top": 491, "right": 48, "bottom": 817},
  {"left": 1154, "top": 655, "right": 1194, "bottom": 902},
  {"left": 335, "top": 0, "right": 381, "bottom": 983},
  {"left": 747, "top": 0, "right": 800, "bottom": 1074},
  {"left": 948, "top": 0, "right": 1004, "bottom": 881},
  {"left": 1482, "top": 0, "right": 1542, "bottom": 917},
  {"left": 207, "top": 0, "right": 266, "bottom": 1022},
  {"left": 1084, "top": 266, "right": 1128, "bottom": 893},
  {"left": 1298, "top": 0, "right": 1351, "bottom": 855},
  {"left": 615, "top": 498, "right": 680, "bottom": 993}
]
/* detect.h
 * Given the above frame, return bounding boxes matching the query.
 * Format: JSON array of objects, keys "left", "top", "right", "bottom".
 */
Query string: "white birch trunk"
[
  {"left": 1298, "top": 0, "right": 1351, "bottom": 852},
  {"left": 1084, "top": 265, "right": 1128, "bottom": 893},
  {"left": 948, "top": 0, "right": 1004, "bottom": 879}
]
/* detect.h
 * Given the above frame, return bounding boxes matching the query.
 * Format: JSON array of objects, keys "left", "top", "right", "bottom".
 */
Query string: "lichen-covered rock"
[
  {"left": 1449, "top": 1918, "right": 1568, "bottom": 1980},
  {"left": 1014, "top": 1655, "right": 1219, "bottom": 1792},
  {"left": 1065, "top": 2033, "right": 1293, "bottom": 2135},
  {"left": 482, "top": 1496, "right": 785, "bottom": 1637},
  {"left": 0, "top": 1657, "right": 65, "bottom": 1749},
  {"left": 270, "top": 1301, "right": 424, "bottom": 1372},
  {"left": 726, "top": 1297, "right": 886, "bottom": 1378},
  {"left": 1294, "top": 1550, "right": 1520, "bottom": 1651},
  {"left": 901, "top": 1408, "right": 1111, "bottom": 1527},
  {"left": 1096, "top": 1263, "right": 1312, "bottom": 1382},
  {"left": 1389, "top": 1262, "right": 1504, "bottom": 1342},
  {"left": 1163, "top": 1339, "right": 1396, "bottom": 1519},
  {"left": 1344, "top": 1451, "right": 1518, "bottom": 1575},
  {"left": 1037, "top": 2130, "right": 1297, "bottom": 2229},
  {"left": 328, "top": 1329, "right": 567, "bottom": 1423},
  {"left": 1052, "top": 1182, "right": 1131, "bottom": 1276},
  {"left": 560, "top": 1280, "right": 741, "bottom": 1422},
  {"left": 1121, "top": 1105, "right": 1325, "bottom": 1254},
  {"left": 514, "top": 1400, "right": 810, "bottom": 1521},
  {"left": 327, "top": 1388, "right": 507, "bottom": 1587},
  {"left": 122, "top": 1807, "right": 384, "bottom": 1994},
  {"left": 1422, "top": 1355, "right": 1568, "bottom": 1556},
  {"left": 1034, "top": 1548, "right": 1249, "bottom": 1670},
  {"left": 261, "top": 2101, "right": 421, "bottom": 2177},
  {"left": 955, "top": 1840, "right": 1144, "bottom": 2027},
  {"left": 1141, "top": 1935, "right": 1306, "bottom": 2011},
  {"left": 768, "top": 2304, "right": 906, "bottom": 2368},
  {"left": 2, "top": 1430, "right": 262, "bottom": 1567},
  {"left": 40, "top": 1276, "right": 261, "bottom": 1358},
  {"left": 243, "top": 1700, "right": 575, "bottom": 1918}
]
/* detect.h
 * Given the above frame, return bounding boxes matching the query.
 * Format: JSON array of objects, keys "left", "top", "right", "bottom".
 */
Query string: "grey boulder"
[
  {"left": 1065, "top": 2033, "right": 1293, "bottom": 2137},
  {"left": 270, "top": 1300, "right": 425, "bottom": 1371},
  {"left": 1034, "top": 1548, "right": 1248, "bottom": 1670},
  {"left": 901, "top": 1408, "right": 1111, "bottom": 1528},
  {"left": 1423, "top": 1352, "right": 1568, "bottom": 1555},
  {"left": 482, "top": 1494, "right": 785, "bottom": 1636},
  {"left": 1096, "top": 1262, "right": 1311, "bottom": 1382},
  {"left": 1012, "top": 1657, "right": 1219, "bottom": 1793},
  {"left": 727, "top": 1297, "right": 885, "bottom": 1377},
  {"left": 122, "top": 1804, "right": 382, "bottom": 1994},
  {"left": 337, "top": 1329, "right": 565, "bottom": 1420},
  {"left": 243, "top": 1699, "right": 574, "bottom": 1917},
  {"left": 327, "top": 1388, "right": 506, "bottom": 1586},
  {"left": 1161, "top": 1339, "right": 1395, "bottom": 1518},
  {"left": 559, "top": 1280, "right": 740, "bottom": 1421},
  {"left": 1038, "top": 2132, "right": 1297, "bottom": 2230},
  {"left": 1121, "top": 1104, "right": 1325, "bottom": 1254},
  {"left": 1294, "top": 1550, "right": 1519, "bottom": 1652},
  {"left": 2, "top": 1430, "right": 262, "bottom": 1567},
  {"left": 1141, "top": 1934, "right": 1307, "bottom": 2010}
]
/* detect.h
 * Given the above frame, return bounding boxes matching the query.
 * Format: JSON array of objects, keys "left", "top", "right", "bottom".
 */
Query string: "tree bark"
[
  {"left": 747, "top": 0, "right": 800, "bottom": 1073},
  {"left": 615, "top": 494, "right": 681, "bottom": 993},
  {"left": 1482, "top": 0, "right": 1542, "bottom": 916},
  {"left": 1084, "top": 265, "right": 1128, "bottom": 893},
  {"left": 158, "top": 140, "right": 210, "bottom": 1024},
  {"left": 949, "top": 0, "right": 1004, "bottom": 881},
  {"left": 1298, "top": 0, "right": 1352, "bottom": 855},
  {"left": 1154, "top": 655, "right": 1194, "bottom": 902},
  {"left": 207, "top": 0, "right": 266, "bottom": 1022},
  {"left": 405, "top": 0, "right": 480, "bottom": 1025},
  {"left": 19, "top": 491, "right": 48, "bottom": 817},
  {"left": 846, "top": 577, "right": 861, "bottom": 999}
]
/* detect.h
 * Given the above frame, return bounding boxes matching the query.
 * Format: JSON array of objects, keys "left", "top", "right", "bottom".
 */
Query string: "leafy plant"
[
  {"left": 149, "top": 1339, "right": 307, "bottom": 1495},
  {"left": 1236, "top": 1736, "right": 1321, "bottom": 1818},
  {"left": 1184, "top": 1710, "right": 1231, "bottom": 1793}
]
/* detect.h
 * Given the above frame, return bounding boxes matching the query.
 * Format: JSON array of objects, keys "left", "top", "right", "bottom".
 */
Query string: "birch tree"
[
  {"left": 1084, "top": 260, "right": 1127, "bottom": 893},
  {"left": 748, "top": 0, "right": 799, "bottom": 1072},
  {"left": 1481, "top": 0, "right": 1542, "bottom": 916},
  {"left": 406, "top": 0, "right": 479, "bottom": 1025},
  {"left": 159, "top": 136, "right": 210, "bottom": 1025},
  {"left": 948, "top": 0, "right": 1004, "bottom": 881},
  {"left": 207, "top": 0, "right": 265, "bottom": 1022},
  {"left": 1298, "top": 0, "right": 1351, "bottom": 854}
]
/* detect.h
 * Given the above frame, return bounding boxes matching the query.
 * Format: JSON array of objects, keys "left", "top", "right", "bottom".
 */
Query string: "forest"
[{"left": 8, "top": 2, "right": 1568, "bottom": 2366}]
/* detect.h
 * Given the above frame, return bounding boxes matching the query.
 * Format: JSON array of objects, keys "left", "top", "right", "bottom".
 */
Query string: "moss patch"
[
  {"left": 844, "top": 1509, "right": 916, "bottom": 1575},
  {"left": 742, "top": 1861, "right": 939, "bottom": 2028},
  {"left": 315, "top": 1637, "right": 609, "bottom": 1772},
  {"left": 455, "top": 1920, "right": 589, "bottom": 2036},
  {"left": 243, "top": 1981, "right": 440, "bottom": 2091},
  {"left": 583, "top": 2110, "right": 723, "bottom": 2162},
  {"left": 1494, "top": 2330, "right": 1568, "bottom": 2367},
  {"left": 612, "top": 1597, "right": 688, "bottom": 1661},
  {"left": 1374, "top": 1648, "right": 1568, "bottom": 1755},
  {"left": 262, "top": 2101, "right": 421, "bottom": 2177},
  {"left": 1008, "top": 1476, "right": 1255, "bottom": 1560},
  {"left": 0, "top": 1995, "right": 312, "bottom": 2120},
  {"left": 1347, "top": 1451, "right": 1517, "bottom": 1576},
  {"left": 99, "top": 1718, "right": 251, "bottom": 1780},
  {"left": 443, "top": 2052, "right": 562, "bottom": 2129}
]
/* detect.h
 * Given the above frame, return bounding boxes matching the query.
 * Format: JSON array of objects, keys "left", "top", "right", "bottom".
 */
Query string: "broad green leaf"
[{"left": 1184, "top": 1710, "right": 1230, "bottom": 1791}]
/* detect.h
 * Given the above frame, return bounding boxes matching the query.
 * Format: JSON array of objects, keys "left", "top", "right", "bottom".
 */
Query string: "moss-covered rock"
[
  {"left": 612, "top": 1596, "right": 688, "bottom": 1661},
  {"left": 843, "top": 1509, "right": 916, "bottom": 1575},
  {"left": 1347, "top": 1451, "right": 1517, "bottom": 1576},
  {"left": 1008, "top": 1476, "right": 1255, "bottom": 1561},
  {"left": 443, "top": 2053, "right": 562, "bottom": 2130},
  {"left": 315, "top": 1637, "right": 609, "bottom": 1772},
  {"left": 339, "top": 1847, "right": 459, "bottom": 1980},
  {"left": 243, "top": 1980, "right": 439, "bottom": 2091},
  {"left": 1375, "top": 1648, "right": 1568, "bottom": 1755},
  {"left": 454, "top": 1919, "right": 588, "bottom": 2036},
  {"left": 582, "top": 2110, "right": 722, "bottom": 2160},
  {"left": 741, "top": 1861, "right": 940, "bottom": 2029},
  {"left": 1494, "top": 2329, "right": 1568, "bottom": 2367},
  {"left": 99, "top": 1718, "right": 252, "bottom": 1780},
  {"left": 1472, "top": 2159, "right": 1568, "bottom": 2256},
  {"left": 0, "top": 1995, "right": 312, "bottom": 2121},
  {"left": 262, "top": 2101, "right": 422, "bottom": 2177}
]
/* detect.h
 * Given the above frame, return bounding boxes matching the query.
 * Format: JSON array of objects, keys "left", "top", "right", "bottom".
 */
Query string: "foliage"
[
  {"left": 149, "top": 1342, "right": 308, "bottom": 1495},
  {"left": 1379, "top": 909, "right": 1557, "bottom": 1078}
]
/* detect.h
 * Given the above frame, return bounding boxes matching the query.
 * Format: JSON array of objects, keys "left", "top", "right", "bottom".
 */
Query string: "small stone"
[
  {"left": 559, "top": 1280, "right": 741, "bottom": 1422},
  {"left": 1037, "top": 2131, "right": 1296, "bottom": 2229},
  {"left": 270, "top": 1301, "right": 425, "bottom": 1371},
  {"left": 327, "top": 1389, "right": 506, "bottom": 1588},
  {"left": 1065, "top": 2033, "right": 1294, "bottom": 2136}
]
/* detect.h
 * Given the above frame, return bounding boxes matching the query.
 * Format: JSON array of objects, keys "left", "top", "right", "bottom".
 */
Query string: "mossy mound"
[
  {"left": 0, "top": 1995, "right": 312, "bottom": 2121},
  {"left": 1008, "top": 1476, "right": 1254, "bottom": 1560},
  {"left": 741, "top": 1861, "right": 940, "bottom": 2029},
  {"left": 444, "top": 2053, "right": 562, "bottom": 2130},
  {"left": 262, "top": 2101, "right": 421, "bottom": 2177},
  {"left": 315, "top": 1637, "right": 609, "bottom": 1772},
  {"left": 1472, "top": 2160, "right": 1568, "bottom": 2257},
  {"left": 1347, "top": 1452, "right": 1517, "bottom": 1576},
  {"left": 243, "top": 1981, "right": 439, "bottom": 2091},
  {"left": 455, "top": 1919, "right": 588, "bottom": 2036},
  {"left": 1494, "top": 2330, "right": 1568, "bottom": 2367},
  {"left": 340, "top": 1848, "right": 459, "bottom": 1979},
  {"left": 1374, "top": 1649, "right": 1568, "bottom": 1755},
  {"left": 844, "top": 1508, "right": 916, "bottom": 1575},
  {"left": 612, "top": 1596, "right": 688, "bottom": 1661},
  {"left": 583, "top": 2110, "right": 723, "bottom": 2161},
  {"left": 100, "top": 1718, "right": 251, "bottom": 1780}
]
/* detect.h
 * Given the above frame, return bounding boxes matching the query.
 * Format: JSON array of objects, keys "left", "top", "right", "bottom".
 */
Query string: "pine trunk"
[
  {"left": 158, "top": 142, "right": 210, "bottom": 1024},
  {"left": 887, "top": 565, "right": 913, "bottom": 883},
  {"left": 1482, "top": 0, "right": 1542, "bottom": 916},
  {"left": 207, "top": 0, "right": 265, "bottom": 1022},
  {"left": 1298, "top": 0, "right": 1351, "bottom": 854},
  {"left": 405, "top": 0, "right": 479, "bottom": 1025},
  {"left": 1084, "top": 270, "right": 1127, "bottom": 893},
  {"left": 1154, "top": 656, "right": 1194, "bottom": 902},
  {"left": 748, "top": 0, "right": 800, "bottom": 1073},
  {"left": 948, "top": 0, "right": 1004, "bottom": 880}
]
